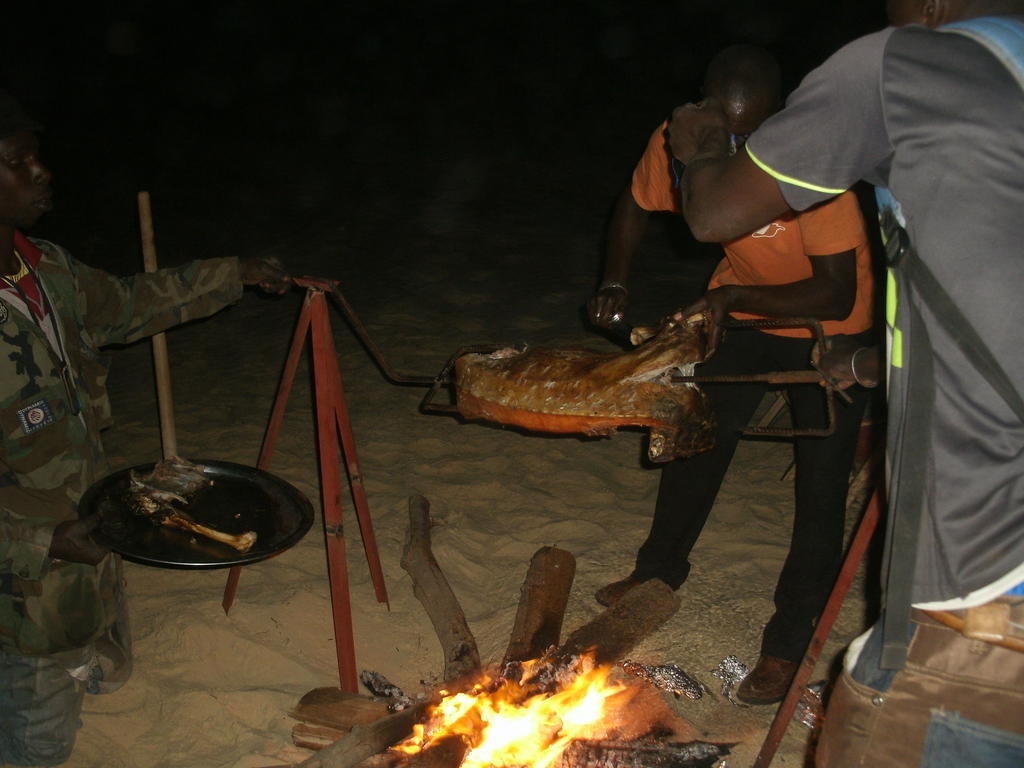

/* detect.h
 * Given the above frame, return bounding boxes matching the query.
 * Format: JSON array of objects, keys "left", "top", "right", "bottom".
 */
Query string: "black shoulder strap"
[{"left": 880, "top": 298, "right": 933, "bottom": 669}]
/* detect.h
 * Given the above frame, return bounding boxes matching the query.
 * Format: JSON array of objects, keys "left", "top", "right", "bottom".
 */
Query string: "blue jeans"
[{"left": 922, "top": 710, "right": 1024, "bottom": 768}]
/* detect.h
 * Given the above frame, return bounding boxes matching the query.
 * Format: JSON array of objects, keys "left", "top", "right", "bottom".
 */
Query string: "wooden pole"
[{"left": 137, "top": 191, "right": 178, "bottom": 460}]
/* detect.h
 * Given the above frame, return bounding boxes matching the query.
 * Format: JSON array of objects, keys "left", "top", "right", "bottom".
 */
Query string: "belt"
[{"left": 921, "top": 600, "right": 1024, "bottom": 654}]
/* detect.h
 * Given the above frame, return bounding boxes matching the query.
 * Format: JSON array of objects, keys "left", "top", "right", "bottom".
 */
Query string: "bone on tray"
[
  {"left": 454, "top": 313, "right": 716, "bottom": 462},
  {"left": 125, "top": 456, "right": 258, "bottom": 552}
]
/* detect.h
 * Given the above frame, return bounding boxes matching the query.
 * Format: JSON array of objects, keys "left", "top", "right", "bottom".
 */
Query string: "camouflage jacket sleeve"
[{"left": 64, "top": 253, "right": 244, "bottom": 347}]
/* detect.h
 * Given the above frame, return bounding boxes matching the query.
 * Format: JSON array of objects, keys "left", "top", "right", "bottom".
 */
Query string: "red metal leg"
[
  {"left": 309, "top": 292, "right": 359, "bottom": 691},
  {"left": 326, "top": 336, "right": 390, "bottom": 607},
  {"left": 752, "top": 486, "right": 884, "bottom": 768},
  {"left": 221, "top": 567, "right": 242, "bottom": 616},
  {"left": 223, "top": 292, "right": 314, "bottom": 615},
  {"left": 258, "top": 291, "right": 315, "bottom": 470}
]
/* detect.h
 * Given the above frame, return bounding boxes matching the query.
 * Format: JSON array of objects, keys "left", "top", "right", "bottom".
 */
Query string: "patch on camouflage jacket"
[{"left": 16, "top": 399, "right": 55, "bottom": 434}]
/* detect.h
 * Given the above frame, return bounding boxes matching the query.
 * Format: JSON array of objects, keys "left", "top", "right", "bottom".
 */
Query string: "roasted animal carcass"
[
  {"left": 125, "top": 457, "right": 257, "bottom": 552},
  {"left": 454, "top": 313, "right": 716, "bottom": 462}
]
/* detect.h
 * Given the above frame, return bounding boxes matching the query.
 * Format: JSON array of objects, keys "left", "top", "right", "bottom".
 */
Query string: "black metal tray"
[{"left": 79, "top": 459, "right": 315, "bottom": 570}]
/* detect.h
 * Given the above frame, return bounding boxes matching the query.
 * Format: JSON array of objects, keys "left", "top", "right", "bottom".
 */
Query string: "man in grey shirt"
[{"left": 662, "top": 0, "right": 1024, "bottom": 765}]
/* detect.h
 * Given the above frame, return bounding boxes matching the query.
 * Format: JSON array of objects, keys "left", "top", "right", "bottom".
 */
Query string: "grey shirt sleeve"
[{"left": 745, "top": 27, "right": 896, "bottom": 211}]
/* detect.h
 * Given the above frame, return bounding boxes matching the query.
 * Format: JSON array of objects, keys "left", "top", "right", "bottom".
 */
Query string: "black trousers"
[{"left": 633, "top": 328, "right": 870, "bottom": 662}]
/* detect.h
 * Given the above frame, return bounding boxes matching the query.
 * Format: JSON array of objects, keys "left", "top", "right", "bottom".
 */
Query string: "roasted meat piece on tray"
[
  {"left": 454, "top": 313, "right": 716, "bottom": 462},
  {"left": 125, "top": 457, "right": 258, "bottom": 553}
]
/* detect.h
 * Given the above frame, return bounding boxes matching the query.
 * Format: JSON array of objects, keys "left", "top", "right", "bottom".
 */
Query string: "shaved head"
[{"left": 702, "top": 44, "right": 781, "bottom": 135}]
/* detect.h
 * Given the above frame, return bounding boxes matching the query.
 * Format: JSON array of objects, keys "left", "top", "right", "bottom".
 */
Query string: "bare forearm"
[
  {"left": 602, "top": 189, "right": 650, "bottom": 285},
  {"left": 714, "top": 277, "right": 855, "bottom": 321},
  {"left": 817, "top": 337, "right": 881, "bottom": 389},
  {"left": 589, "top": 189, "right": 650, "bottom": 328}
]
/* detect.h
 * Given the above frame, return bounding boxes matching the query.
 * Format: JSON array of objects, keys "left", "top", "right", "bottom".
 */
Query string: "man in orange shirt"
[{"left": 587, "top": 45, "right": 875, "bottom": 704}]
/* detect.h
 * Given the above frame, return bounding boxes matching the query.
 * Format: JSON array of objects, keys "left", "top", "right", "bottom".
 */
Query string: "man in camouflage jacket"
[{"left": 0, "top": 90, "right": 288, "bottom": 765}]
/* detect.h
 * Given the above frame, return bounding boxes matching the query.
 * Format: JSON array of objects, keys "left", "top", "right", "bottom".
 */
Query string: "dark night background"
[{"left": 4, "top": 1, "right": 888, "bottom": 285}]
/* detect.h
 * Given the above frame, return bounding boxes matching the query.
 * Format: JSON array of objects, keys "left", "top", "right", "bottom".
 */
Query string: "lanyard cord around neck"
[
  {"left": 1, "top": 249, "right": 45, "bottom": 320},
  {"left": 4, "top": 249, "right": 29, "bottom": 282}
]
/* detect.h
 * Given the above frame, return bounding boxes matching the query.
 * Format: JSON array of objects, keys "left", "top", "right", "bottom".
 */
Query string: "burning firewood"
[
  {"left": 398, "top": 734, "right": 470, "bottom": 768},
  {"left": 125, "top": 456, "right": 257, "bottom": 553},
  {"left": 296, "top": 704, "right": 428, "bottom": 768},
  {"left": 294, "top": 499, "right": 695, "bottom": 768},
  {"left": 557, "top": 738, "right": 732, "bottom": 768}
]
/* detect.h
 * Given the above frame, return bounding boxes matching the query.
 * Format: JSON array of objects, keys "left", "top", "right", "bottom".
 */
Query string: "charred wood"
[
  {"left": 395, "top": 734, "right": 469, "bottom": 768},
  {"left": 290, "top": 688, "right": 391, "bottom": 733},
  {"left": 400, "top": 495, "right": 481, "bottom": 681},
  {"left": 557, "top": 738, "right": 732, "bottom": 768},
  {"left": 295, "top": 703, "right": 427, "bottom": 768},
  {"left": 502, "top": 546, "right": 576, "bottom": 666}
]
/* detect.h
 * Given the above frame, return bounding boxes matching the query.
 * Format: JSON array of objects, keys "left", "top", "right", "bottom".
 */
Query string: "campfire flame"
[{"left": 393, "top": 657, "right": 634, "bottom": 768}]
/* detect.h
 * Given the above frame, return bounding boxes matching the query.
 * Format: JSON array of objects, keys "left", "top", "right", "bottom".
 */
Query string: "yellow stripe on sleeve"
[
  {"left": 886, "top": 269, "right": 898, "bottom": 328},
  {"left": 745, "top": 146, "right": 848, "bottom": 196}
]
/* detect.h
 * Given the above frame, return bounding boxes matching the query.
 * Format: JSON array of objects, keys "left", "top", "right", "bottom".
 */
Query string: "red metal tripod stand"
[{"left": 221, "top": 276, "right": 389, "bottom": 692}]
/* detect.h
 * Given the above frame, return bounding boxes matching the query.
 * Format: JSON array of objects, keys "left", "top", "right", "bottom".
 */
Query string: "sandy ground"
[{"left": 27, "top": 137, "right": 882, "bottom": 768}]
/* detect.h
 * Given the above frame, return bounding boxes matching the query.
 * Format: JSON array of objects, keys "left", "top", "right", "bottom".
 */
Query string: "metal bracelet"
[
  {"left": 850, "top": 347, "right": 866, "bottom": 386},
  {"left": 600, "top": 280, "right": 628, "bottom": 294}
]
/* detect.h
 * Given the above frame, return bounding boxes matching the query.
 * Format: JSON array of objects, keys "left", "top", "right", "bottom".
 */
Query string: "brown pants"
[{"left": 816, "top": 611, "right": 1024, "bottom": 767}]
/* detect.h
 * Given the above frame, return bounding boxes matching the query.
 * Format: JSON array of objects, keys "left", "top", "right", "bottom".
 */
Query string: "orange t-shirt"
[{"left": 630, "top": 121, "right": 873, "bottom": 338}]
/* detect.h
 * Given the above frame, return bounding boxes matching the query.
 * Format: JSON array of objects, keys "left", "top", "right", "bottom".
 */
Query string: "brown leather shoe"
[
  {"left": 736, "top": 654, "right": 799, "bottom": 705},
  {"left": 594, "top": 576, "right": 645, "bottom": 606}
]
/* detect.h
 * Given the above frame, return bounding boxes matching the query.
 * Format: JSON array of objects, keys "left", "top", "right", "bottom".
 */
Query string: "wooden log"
[
  {"left": 400, "top": 495, "right": 481, "bottom": 681},
  {"left": 502, "top": 546, "right": 576, "bottom": 666},
  {"left": 291, "top": 688, "right": 391, "bottom": 732},
  {"left": 296, "top": 702, "right": 428, "bottom": 768},
  {"left": 555, "top": 579, "right": 680, "bottom": 665},
  {"left": 357, "top": 755, "right": 404, "bottom": 768},
  {"left": 557, "top": 738, "right": 732, "bottom": 768},
  {"left": 293, "top": 723, "right": 351, "bottom": 751},
  {"left": 397, "top": 734, "right": 469, "bottom": 768}
]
